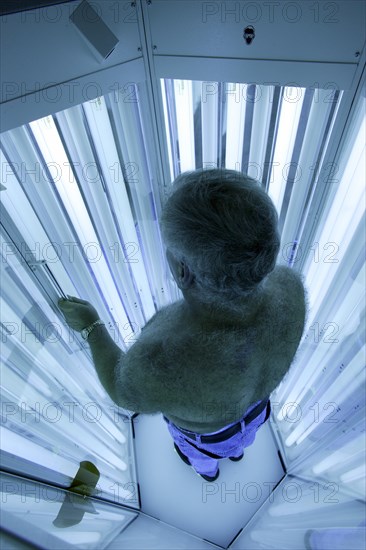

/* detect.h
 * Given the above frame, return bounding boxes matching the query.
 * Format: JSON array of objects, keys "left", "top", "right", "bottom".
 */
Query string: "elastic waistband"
[{"left": 164, "top": 398, "right": 270, "bottom": 444}]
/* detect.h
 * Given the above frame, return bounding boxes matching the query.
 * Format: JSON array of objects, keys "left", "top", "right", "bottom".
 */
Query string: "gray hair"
[{"left": 159, "top": 168, "right": 280, "bottom": 304}]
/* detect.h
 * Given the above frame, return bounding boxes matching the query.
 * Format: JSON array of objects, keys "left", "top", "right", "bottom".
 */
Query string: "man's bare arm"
[
  {"left": 58, "top": 296, "right": 165, "bottom": 412},
  {"left": 58, "top": 296, "right": 124, "bottom": 403},
  {"left": 86, "top": 323, "right": 124, "bottom": 403}
]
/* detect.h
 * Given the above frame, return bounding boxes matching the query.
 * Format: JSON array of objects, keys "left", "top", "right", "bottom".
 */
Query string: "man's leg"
[
  {"left": 181, "top": 437, "right": 220, "bottom": 478},
  {"left": 164, "top": 417, "right": 220, "bottom": 478}
]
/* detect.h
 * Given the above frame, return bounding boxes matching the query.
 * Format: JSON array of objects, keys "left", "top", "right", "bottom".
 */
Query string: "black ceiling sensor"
[
  {"left": 243, "top": 25, "right": 255, "bottom": 45},
  {"left": 0, "top": 0, "right": 75, "bottom": 17}
]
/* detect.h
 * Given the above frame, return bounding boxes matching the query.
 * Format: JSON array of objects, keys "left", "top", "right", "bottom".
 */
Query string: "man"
[{"left": 59, "top": 168, "right": 307, "bottom": 482}]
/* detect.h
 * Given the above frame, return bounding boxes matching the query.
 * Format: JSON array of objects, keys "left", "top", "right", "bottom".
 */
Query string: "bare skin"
[
  {"left": 59, "top": 258, "right": 307, "bottom": 434},
  {"left": 133, "top": 264, "right": 307, "bottom": 432}
]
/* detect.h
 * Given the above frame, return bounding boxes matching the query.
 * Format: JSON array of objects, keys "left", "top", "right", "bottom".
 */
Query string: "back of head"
[{"left": 160, "top": 168, "right": 280, "bottom": 304}]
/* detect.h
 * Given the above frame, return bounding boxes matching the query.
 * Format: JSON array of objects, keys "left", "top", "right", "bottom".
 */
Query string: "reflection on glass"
[{"left": 0, "top": 471, "right": 137, "bottom": 549}]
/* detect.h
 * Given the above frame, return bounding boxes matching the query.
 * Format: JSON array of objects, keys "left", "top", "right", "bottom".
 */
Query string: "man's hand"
[{"left": 58, "top": 296, "right": 99, "bottom": 332}]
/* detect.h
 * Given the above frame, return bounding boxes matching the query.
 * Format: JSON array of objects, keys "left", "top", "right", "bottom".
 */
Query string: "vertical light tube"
[
  {"left": 225, "top": 83, "right": 247, "bottom": 170},
  {"left": 173, "top": 80, "right": 195, "bottom": 171},
  {"left": 267, "top": 86, "right": 305, "bottom": 212},
  {"left": 201, "top": 81, "right": 218, "bottom": 167}
]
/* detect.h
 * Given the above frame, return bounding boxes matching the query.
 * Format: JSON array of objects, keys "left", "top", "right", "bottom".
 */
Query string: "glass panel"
[
  {"left": 270, "top": 92, "right": 366, "bottom": 500},
  {"left": 0, "top": 83, "right": 168, "bottom": 505},
  {"left": 232, "top": 475, "right": 366, "bottom": 550},
  {"left": 0, "top": 471, "right": 138, "bottom": 550}
]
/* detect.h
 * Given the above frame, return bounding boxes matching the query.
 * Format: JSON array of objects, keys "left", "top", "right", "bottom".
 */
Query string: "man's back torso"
[{"left": 139, "top": 266, "right": 306, "bottom": 433}]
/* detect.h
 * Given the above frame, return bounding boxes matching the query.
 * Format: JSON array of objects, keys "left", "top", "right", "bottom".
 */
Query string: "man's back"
[{"left": 119, "top": 266, "right": 307, "bottom": 433}]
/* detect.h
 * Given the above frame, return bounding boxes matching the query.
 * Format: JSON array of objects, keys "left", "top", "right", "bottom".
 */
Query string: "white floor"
[
  {"left": 107, "top": 514, "right": 220, "bottom": 550},
  {"left": 133, "top": 413, "right": 285, "bottom": 549}
]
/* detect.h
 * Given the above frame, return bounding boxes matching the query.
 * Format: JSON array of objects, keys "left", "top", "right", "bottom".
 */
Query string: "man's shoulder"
[
  {"left": 266, "top": 265, "right": 305, "bottom": 290},
  {"left": 262, "top": 265, "right": 307, "bottom": 350},
  {"left": 265, "top": 266, "right": 307, "bottom": 316},
  {"left": 130, "top": 302, "right": 187, "bottom": 364},
  {"left": 142, "top": 301, "right": 184, "bottom": 331}
]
